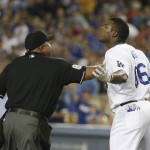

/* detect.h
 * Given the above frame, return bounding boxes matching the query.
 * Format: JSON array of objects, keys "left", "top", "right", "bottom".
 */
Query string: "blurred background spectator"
[{"left": 0, "top": 0, "right": 149, "bottom": 125}]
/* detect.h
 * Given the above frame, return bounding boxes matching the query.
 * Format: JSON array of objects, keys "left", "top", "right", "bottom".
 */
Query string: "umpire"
[{"left": 0, "top": 30, "right": 98, "bottom": 150}]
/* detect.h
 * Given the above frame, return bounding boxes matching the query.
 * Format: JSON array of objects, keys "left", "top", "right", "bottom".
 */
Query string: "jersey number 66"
[{"left": 134, "top": 63, "right": 150, "bottom": 88}]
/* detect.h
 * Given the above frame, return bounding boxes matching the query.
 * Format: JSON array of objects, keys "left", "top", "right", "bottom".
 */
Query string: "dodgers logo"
[{"left": 117, "top": 61, "right": 124, "bottom": 68}]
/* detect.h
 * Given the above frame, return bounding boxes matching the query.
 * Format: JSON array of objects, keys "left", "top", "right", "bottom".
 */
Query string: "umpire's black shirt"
[{"left": 0, "top": 52, "right": 86, "bottom": 117}]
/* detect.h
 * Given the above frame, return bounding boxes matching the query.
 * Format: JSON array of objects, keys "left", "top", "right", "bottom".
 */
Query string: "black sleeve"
[
  {"left": 0, "top": 64, "right": 9, "bottom": 98},
  {"left": 59, "top": 59, "right": 86, "bottom": 85}
]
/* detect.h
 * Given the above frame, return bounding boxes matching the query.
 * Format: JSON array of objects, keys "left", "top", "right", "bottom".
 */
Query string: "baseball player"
[{"left": 92, "top": 18, "right": 150, "bottom": 150}]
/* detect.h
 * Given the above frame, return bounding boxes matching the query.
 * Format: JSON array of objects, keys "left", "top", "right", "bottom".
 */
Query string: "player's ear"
[{"left": 112, "top": 31, "right": 118, "bottom": 37}]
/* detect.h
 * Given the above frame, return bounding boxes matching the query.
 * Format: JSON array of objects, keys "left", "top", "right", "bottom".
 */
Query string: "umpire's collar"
[{"left": 25, "top": 51, "right": 48, "bottom": 57}]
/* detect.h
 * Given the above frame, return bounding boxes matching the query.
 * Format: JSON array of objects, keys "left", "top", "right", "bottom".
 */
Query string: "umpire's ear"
[
  {"left": 38, "top": 45, "right": 44, "bottom": 51},
  {"left": 34, "top": 45, "right": 45, "bottom": 53}
]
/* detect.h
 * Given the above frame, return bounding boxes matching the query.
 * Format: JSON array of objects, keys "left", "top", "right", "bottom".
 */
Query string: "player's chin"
[{"left": 98, "top": 37, "right": 105, "bottom": 43}]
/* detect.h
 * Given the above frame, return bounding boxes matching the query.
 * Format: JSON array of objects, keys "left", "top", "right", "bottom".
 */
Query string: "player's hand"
[{"left": 92, "top": 65, "right": 112, "bottom": 82}]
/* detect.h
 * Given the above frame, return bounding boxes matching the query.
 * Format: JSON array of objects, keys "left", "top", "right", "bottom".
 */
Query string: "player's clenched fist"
[{"left": 92, "top": 65, "right": 112, "bottom": 82}]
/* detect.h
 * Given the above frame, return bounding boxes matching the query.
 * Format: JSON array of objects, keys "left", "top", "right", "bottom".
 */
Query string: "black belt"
[
  {"left": 120, "top": 100, "right": 137, "bottom": 107},
  {"left": 8, "top": 108, "right": 47, "bottom": 120}
]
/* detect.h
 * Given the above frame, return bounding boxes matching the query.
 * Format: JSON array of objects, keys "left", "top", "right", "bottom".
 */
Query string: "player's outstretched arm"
[{"left": 108, "top": 70, "right": 128, "bottom": 83}]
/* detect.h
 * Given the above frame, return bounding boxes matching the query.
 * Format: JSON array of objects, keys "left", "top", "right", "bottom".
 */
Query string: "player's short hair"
[{"left": 110, "top": 17, "right": 129, "bottom": 43}]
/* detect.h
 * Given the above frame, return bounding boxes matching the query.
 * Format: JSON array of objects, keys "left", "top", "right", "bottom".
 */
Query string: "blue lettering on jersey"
[
  {"left": 127, "top": 104, "right": 140, "bottom": 112},
  {"left": 117, "top": 61, "right": 124, "bottom": 68},
  {"left": 131, "top": 51, "right": 137, "bottom": 59}
]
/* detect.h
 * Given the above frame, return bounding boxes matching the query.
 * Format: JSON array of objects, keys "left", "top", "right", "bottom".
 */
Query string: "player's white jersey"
[{"left": 105, "top": 43, "right": 150, "bottom": 109}]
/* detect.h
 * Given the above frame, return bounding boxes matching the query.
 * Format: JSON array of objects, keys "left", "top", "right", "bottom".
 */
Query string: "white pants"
[{"left": 110, "top": 100, "right": 150, "bottom": 150}]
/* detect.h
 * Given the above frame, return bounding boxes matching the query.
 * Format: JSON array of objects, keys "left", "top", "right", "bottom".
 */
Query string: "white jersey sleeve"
[{"left": 105, "top": 47, "right": 130, "bottom": 75}]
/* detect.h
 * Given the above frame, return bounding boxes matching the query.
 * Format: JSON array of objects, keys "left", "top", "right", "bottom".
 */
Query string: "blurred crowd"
[{"left": 0, "top": 0, "right": 150, "bottom": 125}]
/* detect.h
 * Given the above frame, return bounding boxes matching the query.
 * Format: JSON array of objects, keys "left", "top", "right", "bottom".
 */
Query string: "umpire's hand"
[{"left": 92, "top": 65, "right": 112, "bottom": 82}]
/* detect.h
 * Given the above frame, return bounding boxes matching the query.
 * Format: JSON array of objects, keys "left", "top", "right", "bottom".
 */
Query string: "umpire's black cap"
[{"left": 25, "top": 30, "right": 54, "bottom": 51}]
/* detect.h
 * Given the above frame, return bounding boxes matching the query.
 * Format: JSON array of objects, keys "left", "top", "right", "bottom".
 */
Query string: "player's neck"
[{"left": 105, "top": 42, "right": 116, "bottom": 49}]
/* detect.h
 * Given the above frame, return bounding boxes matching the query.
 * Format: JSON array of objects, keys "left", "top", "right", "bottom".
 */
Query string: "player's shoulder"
[
  {"left": 105, "top": 43, "right": 128, "bottom": 57},
  {"left": 135, "top": 49, "right": 145, "bottom": 56},
  {"left": 135, "top": 49, "right": 148, "bottom": 61}
]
